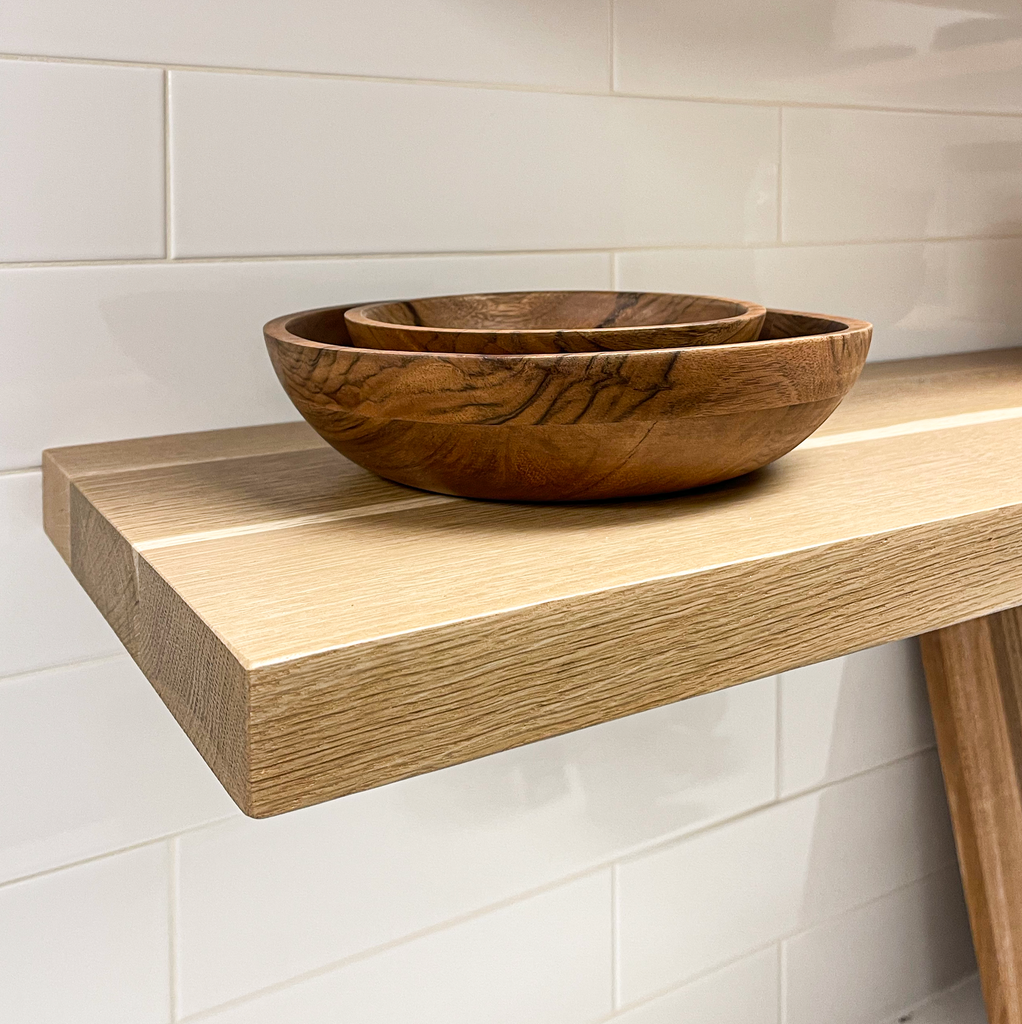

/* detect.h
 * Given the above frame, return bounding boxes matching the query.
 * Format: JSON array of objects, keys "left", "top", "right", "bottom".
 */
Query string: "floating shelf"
[{"left": 43, "top": 348, "right": 1022, "bottom": 818}]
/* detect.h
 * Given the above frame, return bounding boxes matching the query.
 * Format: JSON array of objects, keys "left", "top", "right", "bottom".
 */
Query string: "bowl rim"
[
  {"left": 342, "top": 289, "right": 767, "bottom": 338},
  {"left": 265, "top": 303, "right": 872, "bottom": 361}
]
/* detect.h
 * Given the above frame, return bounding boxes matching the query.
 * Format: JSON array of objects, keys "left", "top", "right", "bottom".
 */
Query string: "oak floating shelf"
[{"left": 43, "top": 348, "right": 1022, "bottom": 819}]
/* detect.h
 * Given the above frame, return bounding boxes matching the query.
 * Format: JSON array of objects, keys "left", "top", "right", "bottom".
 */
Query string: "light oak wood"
[
  {"left": 266, "top": 306, "right": 871, "bottom": 501},
  {"left": 342, "top": 290, "right": 767, "bottom": 353},
  {"left": 921, "top": 610, "right": 1022, "bottom": 1024},
  {"left": 43, "top": 421, "right": 324, "bottom": 562},
  {"left": 42, "top": 346, "right": 1022, "bottom": 817}
]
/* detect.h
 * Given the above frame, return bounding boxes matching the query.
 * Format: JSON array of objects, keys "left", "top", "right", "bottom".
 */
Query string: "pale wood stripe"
[
  {"left": 802, "top": 405, "right": 1022, "bottom": 449},
  {"left": 134, "top": 494, "right": 457, "bottom": 552}
]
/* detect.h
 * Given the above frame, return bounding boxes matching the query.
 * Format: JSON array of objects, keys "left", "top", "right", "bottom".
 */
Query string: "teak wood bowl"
[
  {"left": 265, "top": 306, "right": 872, "bottom": 501},
  {"left": 343, "top": 290, "right": 767, "bottom": 354}
]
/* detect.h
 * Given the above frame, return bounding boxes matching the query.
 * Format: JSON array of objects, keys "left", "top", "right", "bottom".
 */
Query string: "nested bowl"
[
  {"left": 264, "top": 305, "right": 871, "bottom": 502},
  {"left": 343, "top": 290, "right": 767, "bottom": 354}
]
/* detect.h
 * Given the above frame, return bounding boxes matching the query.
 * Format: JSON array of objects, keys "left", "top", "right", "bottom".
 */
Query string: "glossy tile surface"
[
  {"left": 886, "top": 976, "right": 987, "bottom": 1024},
  {"left": 176, "top": 677, "right": 775, "bottom": 1013},
  {"left": 0, "top": 845, "right": 171, "bottom": 1024},
  {"left": 614, "top": 0, "right": 1022, "bottom": 112},
  {"left": 0, "top": 658, "right": 236, "bottom": 884},
  {"left": 1, "top": 0, "right": 1004, "bottom": 1012},
  {"left": 615, "top": 751, "right": 955, "bottom": 1003},
  {"left": 615, "top": 237, "right": 1022, "bottom": 360},
  {"left": 779, "top": 640, "right": 934, "bottom": 796},
  {"left": 0, "top": 59, "right": 163, "bottom": 261},
  {"left": 196, "top": 872, "right": 612, "bottom": 1024},
  {"left": 0, "top": 472, "right": 120, "bottom": 676},
  {"left": 783, "top": 107, "right": 1022, "bottom": 242},
  {"left": 170, "top": 71, "right": 778, "bottom": 257},
  {"left": 784, "top": 865, "right": 976, "bottom": 1024},
  {"left": 0, "top": 252, "right": 609, "bottom": 470},
  {"left": 0, "top": 0, "right": 610, "bottom": 90},
  {"left": 614, "top": 948, "right": 779, "bottom": 1024}
]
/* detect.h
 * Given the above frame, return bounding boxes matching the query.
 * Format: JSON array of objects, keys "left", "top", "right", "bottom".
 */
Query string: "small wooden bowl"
[
  {"left": 343, "top": 290, "right": 767, "bottom": 354},
  {"left": 265, "top": 306, "right": 871, "bottom": 501}
]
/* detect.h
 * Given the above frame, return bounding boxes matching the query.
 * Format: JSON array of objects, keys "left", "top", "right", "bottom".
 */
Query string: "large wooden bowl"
[
  {"left": 265, "top": 306, "right": 871, "bottom": 501},
  {"left": 343, "top": 290, "right": 767, "bottom": 354}
]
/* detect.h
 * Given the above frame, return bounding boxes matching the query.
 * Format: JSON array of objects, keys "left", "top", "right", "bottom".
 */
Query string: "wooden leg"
[{"left": 920, "top": 608, "right": 1022, "bottom": 1024}]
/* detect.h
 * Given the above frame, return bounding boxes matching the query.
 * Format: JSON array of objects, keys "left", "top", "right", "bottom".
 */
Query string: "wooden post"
[{"left": 921, "top": 608, "right": 1022, "bottom": 1024}]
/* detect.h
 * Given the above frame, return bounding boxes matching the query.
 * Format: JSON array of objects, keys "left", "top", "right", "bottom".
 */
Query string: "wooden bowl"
[
  {"left": 343, "top": 290, "right": 767, "bottom": 354},
  {"left": 265, "top": 306, "right": 871, "bottom": 501}
]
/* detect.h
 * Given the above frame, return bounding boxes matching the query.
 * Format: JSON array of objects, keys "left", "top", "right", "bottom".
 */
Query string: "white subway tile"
[
  {"left": 0, "top": 0, "right": 610, "bottom": 91},
  {"left": 615, "top": 751, "right": 955, "bottom": 1003},
  {"left": 0, "top": 845, "right": 171, "bottom": 1024},
  {"left": 784, "top": 865, "right": 976, "bottom": 1024},
  {"left": 0, "top": 252, "right": 609, "bottom": 470},
  {"left": 779, "top": 640, "right": 934, "bottom": 796},
  {"left": 886, "top": 975, "right": 986, "bottom": 1024},
  {"left": 615, "top": 247, "right": 764, "bottom": 304},
  {"left": 0, "top": 59, "right": 163, "bottom": 262},
  {"left": 614, "top": 0, "right": 1022, "bottom": 113},
  {"left": 615, "top": 238, "right": 1022, "bottom": 360},
  {"left": 783, "top": 107, "right": 1022, "bottom": 243},
  {"left": 0, "top": 657, "right": 236, "bottom": 883},
  {"left": 195, "top": 872, "right": 611, "bottom": 1024},
  {"left": 614, "top": 947, "right": 779, "bottom": 1024},
  {"left": 176, "top": 676, "right": 776, "bottom": 1014},
  {"left": 0, "top": 471, "right": 120, "bottom": 676},
  {"left": 169, "top": 72, "right": 779, "bottom": 257}
]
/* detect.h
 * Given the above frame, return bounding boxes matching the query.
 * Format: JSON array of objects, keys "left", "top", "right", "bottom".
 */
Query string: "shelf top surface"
[{"left": 46, "top": 347, "right": 1022, "bottom": 671}]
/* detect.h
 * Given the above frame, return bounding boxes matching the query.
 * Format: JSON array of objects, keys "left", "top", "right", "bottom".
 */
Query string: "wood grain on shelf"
[
  {"left": 815, "top": 347, "right": 1022, "bottom": 437},
  {"left": 43, "top": 420, "right": 323, "bottom": 562},
  {"left": 43, "top": 347, "right": 1022, "bottom": 816},
  {"left": 921, "top": 609, "right": 1022, "bottom": 1024}
]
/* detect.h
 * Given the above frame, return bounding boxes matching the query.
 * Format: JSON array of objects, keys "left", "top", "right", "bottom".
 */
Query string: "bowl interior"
[
  {"left": 758, "top": 310, "right": 849, "bottom": 339},
  {"left": 353, "top": 291, "right": 751, "bottom": 332},
  {"left": 284, "top": 306, "right": 849, "bottom": 350}
]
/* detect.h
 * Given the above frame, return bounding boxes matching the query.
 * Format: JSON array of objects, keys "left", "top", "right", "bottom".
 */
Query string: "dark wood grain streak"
[
  {"left": 265, "top": 306, "right": 871, "bottom": 501},
  {"left": 342, "top": 290, "right": 768, "bottom": 353}
]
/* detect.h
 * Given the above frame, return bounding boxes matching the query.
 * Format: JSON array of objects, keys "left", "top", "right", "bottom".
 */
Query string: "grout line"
[
  {"left": 4, "top": 233, "right": 1022, "bottom": 271},
  {"left": 169, "top": 837, "right": 180, "bottom": 1021},
  {"left": 177, "top": 861, "right": 615, "bottom": 1022},
  {"left": 776, "top": 107, "right": 784, "bottom": 244},
  {"left": 164, "top": 70, "right": 172, "bottom": 258},
  {"left": 603, "top": 862, "right": 959, "bottom": 1020},
  {"left": 886, "top": 972, "right": 981, "bottom": 1024},
  {"left": 1, "top": 743, "right": 937, "bottom": 1020},
  {"left": 611, "top": 745, "right": 938, "bottom": 870},
  {"left": 751, "top": 741, "right": 941, "bottom": 805},
  {"left": 593, "top": 937, "right": 786, "bottom": 1022},
  {"left": 0, "top": 816, "right": 240, "bottom": 893},
  {"left": 2, "top": 50, "right": 1022, "bottom": 118},
  {"left": 0, "top": 51, "right": 619, "bottom": 97},
  {"left": 0, "top": 652, "right": 127, "bottom": 689},
  {"left": 0, "top": 744, "right": 949, "bottom": 1017}
]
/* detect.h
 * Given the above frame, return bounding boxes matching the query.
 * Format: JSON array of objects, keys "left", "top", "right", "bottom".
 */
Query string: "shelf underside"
[{"left": 43, "top": 347, "right": 1022, "bottom": 817}]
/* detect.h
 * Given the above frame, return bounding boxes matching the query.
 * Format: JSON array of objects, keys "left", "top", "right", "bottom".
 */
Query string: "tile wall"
[{"left": 3, "top": 0, "right": 1015, "bottom": 1019}]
